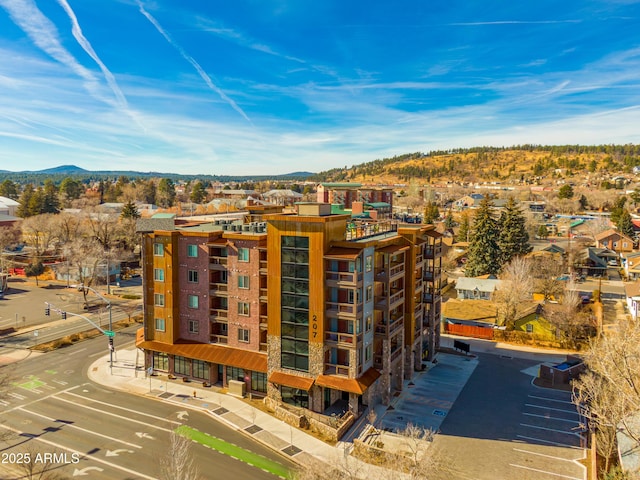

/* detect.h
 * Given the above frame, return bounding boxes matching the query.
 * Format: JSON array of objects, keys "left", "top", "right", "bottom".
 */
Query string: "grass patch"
[{"left": 175, "top": 425, "right": 290, "bottom": 479}]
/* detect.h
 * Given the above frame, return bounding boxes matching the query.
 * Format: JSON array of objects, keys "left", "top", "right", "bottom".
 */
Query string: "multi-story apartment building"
[
  {"left": 316, "top": 183, "right": 393, "bottom": 210},
  {"left": 137, "top": 202, "right": 442, "bottom": 424}
]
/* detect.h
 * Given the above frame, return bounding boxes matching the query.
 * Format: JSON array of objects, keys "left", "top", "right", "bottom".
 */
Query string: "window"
[
  {"left": 189, "top": 320, "right": 199, "bottom": 334},
  {"left": 251, "top": 371, "right": 266, "bottom": 393},
  {"left": 174, "top": 356, "right": 189, "bottom": 376},
  {"left": 366, "top": 315, "right": 372, "bottom": 332},
  {"left": 188, "top": 270, "right": 199, "bottom": 283},
  {"left": 238, "top": 328, "right": 250, "bottom": 343},
  {"left": 365, "top": 255, "right": 373, "bottom": 272},
  {"left": 154, "top": 294, "right": 165, "bottom": 307},
  {"left": 526, "top": 323, "right": 533, "bottom": 333},
  {"left": 238, "top": 275, "right": 249, "bottom": 289},
  {"left": 238, "top": 302, "right": 250, "bottom": 316},
  {"left": 188, "top": 295, "right": 199, "bottom": 309},
  {"left": 192, "top": 360, "right": 209, "bottom": 379},
  {"left": 152, "top": 352, "right": 168, "bottom": 371},
  {"left": 153, "top": 268, "right": 164, "bottom": 282},
  {"left": 187, "top": 244, "right": 198, "bottom": 257},
  {"left": 366, "top": 285, "right": 373, "bottom": 302},
  {"left": 365, "top": 344, "right": 372, "bottom": 362},
  {"left": 280, "top": 386, "right": 308, "bottom": 409},
  {"left": 227, "top": 366, "right": 244, "bottom": 383},
  {"left": 238, "top": 247, "right": 250, "bottom": 262},
  {"left": 155, "top": 318, "right": 165, "bottom": 331},
  {"left": 153, "top": 243, "right": 164, "bottom": 256}
]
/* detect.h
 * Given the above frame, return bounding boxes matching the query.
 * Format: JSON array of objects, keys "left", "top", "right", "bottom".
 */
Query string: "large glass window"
[
  {"left": 238, "top": 302, "right": 250, "bottom": 316},
  {"left": 281, "top": 236, "right": 310, "bottom": 372},
  {"left": 189, "top": 320, "right": 199, "bottom": 333},
  {"left": 188, "top": 295, "right": 199, "bottom": 309},
  {"left": 227, "top": 366, "right": 244, "bottom": 383},
  {"left": 280, "top": 386, "right": 308, "bottom": 409},
  {"left": 238, "top": 328, "right": 250, "bottom": 342},
  {"left": 174, "top": 356, "right": 189, "bottom": 375},
  {"left": 153, "top": 243, "right": 164, "bottom": 256},
  {"left": 192, "top": 360, "right": 209, "bottom": 379},
  {"left": 153, "top": 268, "right": 164, "bottom": 282},
  {"left": 187, "top": 244, "right": 198, "bottom": 257},
  {"left": 238, "top": 275, "right": 249, "bottom": 289},
  {"left": 251, "top": 372, "right": 266, "bottom": 393},
  {"left": 152, "top": 352, "right": 168, "bottom": 371},
  {"left": 188, "top": 270, "right": 199, "bottom": 283}
]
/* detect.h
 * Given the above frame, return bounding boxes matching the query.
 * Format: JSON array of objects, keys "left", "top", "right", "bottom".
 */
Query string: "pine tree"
[
  {"left": 497, "top": 197, "right": 532, "bottom": 266},
  {"left": 17, "top": 184, "right": 35, "bottom": 218},
  {"left": 617, "top": 209, "right": 635, "bottom": 239},
  {"left": 190, "top": 181, "right": 207, "bottom": 204},
  {"left": 423, "top": 201, "right": 440, "bottom": 224},
  {"left": 121, "top": 201, "right": 141, "bottom": 220},
  {"left": 465, "top": 197, "right": 501, "bottom": 277},
  {"left": 456, "top": 211, "right": 470, "bottom": 242}
]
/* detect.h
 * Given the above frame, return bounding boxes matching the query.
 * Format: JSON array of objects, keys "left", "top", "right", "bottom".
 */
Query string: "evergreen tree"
[
  {"left": 610, "top": 196, "right": 627, "bottom": 225},
  {"left": 121, "top": 201, "right": 141, "bottom": 220},
  {"left": 465, "top": 197, "right": 501, "bottom": 277},
  {"left": 443, "top": 210, "right": 456, "bottom": 229},
  {"left": 59, "top": 177, "right": 83, "bottom": 201},
  {"left": 456, "top": 211, "right": 471, "bottom": 242},
  {"left": 497, "top": 197, "right": 532, "bottom": 266},
  {"left": 190, "top": 181, "right": 207, "bottom": 204},
  {"left": 0, "top": 180, "right": 18, "bottom": 199},
  {"left": 617, "top": 209, "right": 635, "bottom": 239},
  {"left": 141, "top": 180, "right": 157, "bottom": 205},
  {"left": 578, "top": 194, "right": 588, "bottom": 210},
  {"left": 41, "top": 180, "right": 60, "bottom": 214},
  {"left": 558, "top": 184, "right": 574, "bottom": 199},
  {"left": 423, "top": 201, "right": 440, "bottom": 224},
  {"left": 157, "top": 178, "right": 177, "bottom": 208},
  {"left": 537, "top": 224, "right": 550, "bottom": 239},
  {"left": 17, "top": 184, "right": 35, "bottom": 218}
]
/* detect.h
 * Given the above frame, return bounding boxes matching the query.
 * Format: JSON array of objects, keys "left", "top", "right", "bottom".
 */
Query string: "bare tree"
[
  {"left": 0, "top": 223, "right": 21, "bottom": 271},
  {"left": 14, "top": 444, "right": 69, "bottom": 480},
  {"left": 494, "top": 257, "right": 535, "bottom": 328},
  {"left": 573, "top": 318, "right": 640, "bottom": 476},
  {"left": 532, "top": 255, "right": 565, "bottom": 301},
  {"left": 397, "top": 423, "right": 435, "bottom": 467},
  {"left": 159, "top": 431, "right": 200, "bottom": 480},
  {"left": 21, "top": 214, "right": 57, "bottom": 260},
  {"left": 62, "top": 237, "right": 104, "bottom": 305}
]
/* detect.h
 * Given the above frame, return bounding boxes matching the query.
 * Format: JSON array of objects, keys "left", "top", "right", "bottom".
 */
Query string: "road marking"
[
  {"left": 52, "top": 379, "right": 68, "bottom": 385},
  {"left": 521, "top": 423, "right": 580, "bottom": 436},
  {"left": 68, "top": 348, "right": 87, "bottom": 356},
  {"left": 52, "top": 396, "right": 173, "bottom": 432},
  {"left": 8, "top": 392, "right": 26, "bottom": 400},
  {"left": 177, "top": 410, "right": 189, "bottom": 420},
  {"left": 513, "top": 447, "right": 581, "bottom": 462},
  {"left": 88, "top": 351, "right": 104, "bottom": 358},
  {"left": 510, "top": 463, "right": 582, "bottom": 480},
  {"left": 18, "top": 407, "right": 143, "bottom": 449},
  {"left": 529, "top": 394, "right": 573, "bottom": 405},
  {"left": 523, "top": 412, "right": 581, "bottom": 424},
  {"left": 73, "top": 466, "right": 104, "bottom": 476},
  {"left": 0, "top": 423, "right": 157, "bottom": 480},
  {"left": 0, "top": 400, "right": 9, "bottom": 407},
  {"left": 517, "top": 434, "right": 582, "bottom": 449},
  {"left": 18, "top": 386, "right": 42, "bottom": 394},
  {"left": 106, "top": 449, "right": 134, "bottom": 457},
  {"left": 40, "top": 384, "right": 56, "bottom": 390},
  {"left": 135, "top": 432, "right": 155, "bottom": 440},
  {"left": 526, "top": 403, "right": 579, "bottom": 415},
  {"left": 1, "top": 384, "right": 81, "bottom": 415},
  {"left": 61, "top": 391, "right": 181, "bottom": 425}
]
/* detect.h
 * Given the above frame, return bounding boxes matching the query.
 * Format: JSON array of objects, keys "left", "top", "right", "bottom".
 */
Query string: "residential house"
[
  {"left": 622, "top": 252, "right": 640, "bottom": 281},
  {"left": 594, "top": 229, "right": 634, "bottom": 253},
  {"left": 455, "top": 276, "right": 501, "bottom": 300},
  {"left": 0, "top": 196, "right": 20, "bottom": 217},
  {"left": 624, "top": 281, "right": 640, "bottom": 321}
]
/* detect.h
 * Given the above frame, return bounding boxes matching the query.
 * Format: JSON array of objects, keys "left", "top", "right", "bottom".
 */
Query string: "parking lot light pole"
[{"left": 71, "top": 284, "right": 113, "bottom": 371}]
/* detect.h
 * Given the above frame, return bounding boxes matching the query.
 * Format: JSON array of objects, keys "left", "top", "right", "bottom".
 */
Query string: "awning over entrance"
[
  {"left": 137, "top": 339, "right": 267, "bottom": 372},
  {"left": 315, "top": 368, "right": 381, "bottom": 395},
  {"left": 268, "top": 371, "right": 314, "bottom": 391}
]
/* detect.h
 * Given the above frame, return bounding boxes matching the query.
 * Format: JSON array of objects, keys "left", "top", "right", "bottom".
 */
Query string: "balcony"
[
  {"left": 259, "top": 259, "right": 267, "bottom": 274},
  {"left": 325, "top": 301, "right": 363, "bottom": 318},
  {"left": 210, "top": 309, "right": 228, "bottom": 320},
  {"left": 324, "top": 363, "right": 350, "bottom": 376},
  {"left": 209, "top": 258, "right": 228, "bottom": 270},
  {"left": 259, "top": 342, "right": 268, "bottom": 352},
  {"left": 424, "top": 246, "right": 443, "bottom": 259},
  {"left": 325, "top": 331, "right": 361, "bottom": 347},
  {"left": 259, "top": 288, "right": 268, "bottom": 302},
  {"left": 414, "top": 279, "right": 423, "bottom": 293},
  {"left": 210, "top": 335, "right": 228, "bottom": 344},
  {"left": 210, "top": 283, "right": 228, "bottom": 295},
  {"left": 375, "top": 315, "right": 403, "bottom": 337},
  {"left": 325, "top": 271, "right": 363, "bottom": 287},
  {"left": 390, "top": 346, "right": 403, "bottom": 363}
]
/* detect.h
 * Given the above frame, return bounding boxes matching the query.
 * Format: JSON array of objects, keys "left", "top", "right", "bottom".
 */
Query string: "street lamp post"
[{"left": 72, "top": 284, "right": 113, "bottom": 371}]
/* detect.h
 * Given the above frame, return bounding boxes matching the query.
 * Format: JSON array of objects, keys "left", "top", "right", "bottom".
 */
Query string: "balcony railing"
[
  {"left": 259, "top": 342, "right": 268, "bottom": 352},
  {"left": 390, "top": 346, "right": 403, "bottom": 363},
  {"left": 210, "top": 283, "right": 228, "bottom": 295},
  {"left": 209, "top": 258, "right": 228, "bottom": 269},
  {"left": 210, "top": 335, "right": 228, "bottom": 344},
  {"left": 259, "top": 288, "right": 268, "bottom": 301},
  {"left": 325, "top": 271, "right": 362, "bottom": 285},
  {"left": 210, "top": 309, "right": 228, "bottom": 320},
  {"left": 324, "top": 364, "right": 350, "bottom": 376},
  {"left": 325, "top": 331, "right": 361, "bottom": 346},
  {"left": 325, "top": 301, "right": 363, "bottom": 317},
  {"left": 375, "top": 315, "right": 403, "bottom": 336}
]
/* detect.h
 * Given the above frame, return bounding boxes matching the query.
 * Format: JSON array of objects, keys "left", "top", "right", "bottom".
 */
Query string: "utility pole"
[{"left": 71, "top": 284, "right": 113, "bottom": 373}]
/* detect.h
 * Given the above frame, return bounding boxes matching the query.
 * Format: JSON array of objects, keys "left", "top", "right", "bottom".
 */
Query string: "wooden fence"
[{"left": 445, "top": 323, "right": 495, "bottom": 340}]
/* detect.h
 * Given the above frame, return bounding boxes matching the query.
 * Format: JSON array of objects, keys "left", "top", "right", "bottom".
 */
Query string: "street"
[{"left": 0, "top": 329, "right": 295, "bottom": 479}]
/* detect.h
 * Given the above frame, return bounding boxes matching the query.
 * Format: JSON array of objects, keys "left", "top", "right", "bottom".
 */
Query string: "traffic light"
[
  {"left": 61, "top": 311, "right": 67, "bottom": 320},
  {"left": 45, "top": 305, "right": 50, "bottom": 316},
  {"left": 108, "top": 337, "right": 114, "bottom": 350}
]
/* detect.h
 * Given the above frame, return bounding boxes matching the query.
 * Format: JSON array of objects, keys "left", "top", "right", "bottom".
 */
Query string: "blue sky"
[{"left": 0, "top": 1, "right": 639, "bottom": 176}]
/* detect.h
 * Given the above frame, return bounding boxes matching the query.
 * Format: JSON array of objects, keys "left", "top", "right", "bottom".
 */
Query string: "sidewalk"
[{"left": 87, "top": 345, "right": 479, "bottom": 475}]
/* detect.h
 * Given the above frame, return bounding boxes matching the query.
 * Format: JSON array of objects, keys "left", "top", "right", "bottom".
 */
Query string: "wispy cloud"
[
  {"left": 136, "top": 1, "right": 252, "bottom": 124},
  {"left": 0, "top": 0, "right": 108, "bottom": 104},
  {"left": 449, "top": 20, "right": 582, "bottom": 26},
  {"left": 55, "top": 0, "right": 128, "bottom": 110}
]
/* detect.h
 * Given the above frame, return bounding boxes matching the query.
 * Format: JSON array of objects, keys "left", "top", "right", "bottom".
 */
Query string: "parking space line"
[
  {"left": 526, "top": 403, "right": 579, "bottom": 415},
  {"left": 529, "top": 395, "right": 573, "bottom": 405},
  {"left": 513, "top": 447, "right": 580, "bottom": 462},
  {"left": 521, "top": 423, "right": 580, "bottom": 436},
  {"left": 510, "top": 463, "right": 582, "bottom": 480},
  {"left": 517, "top": 434, "right": 582, "bottom": 449},
  {"left": 8, "top": 392, "right": 26, "bottom": 400},
  {"left": 523, "top": 412, "right": 580, "bottom": 424}
]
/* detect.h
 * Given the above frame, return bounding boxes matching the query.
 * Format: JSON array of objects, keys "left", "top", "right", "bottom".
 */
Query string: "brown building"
[{"left": 137, "top": 203, "right": 442, "bottom": 434}]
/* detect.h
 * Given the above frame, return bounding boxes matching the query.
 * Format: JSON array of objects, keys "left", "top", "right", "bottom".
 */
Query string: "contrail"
[
  {"left": 136, "top": 0, "right": 252, "bottom": 125},
  {"left": 56, "top": 0, "right": 128, "bottom": 110},
  {"left": 0, "top": 0, "right": 105, "bottom": 103}
]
